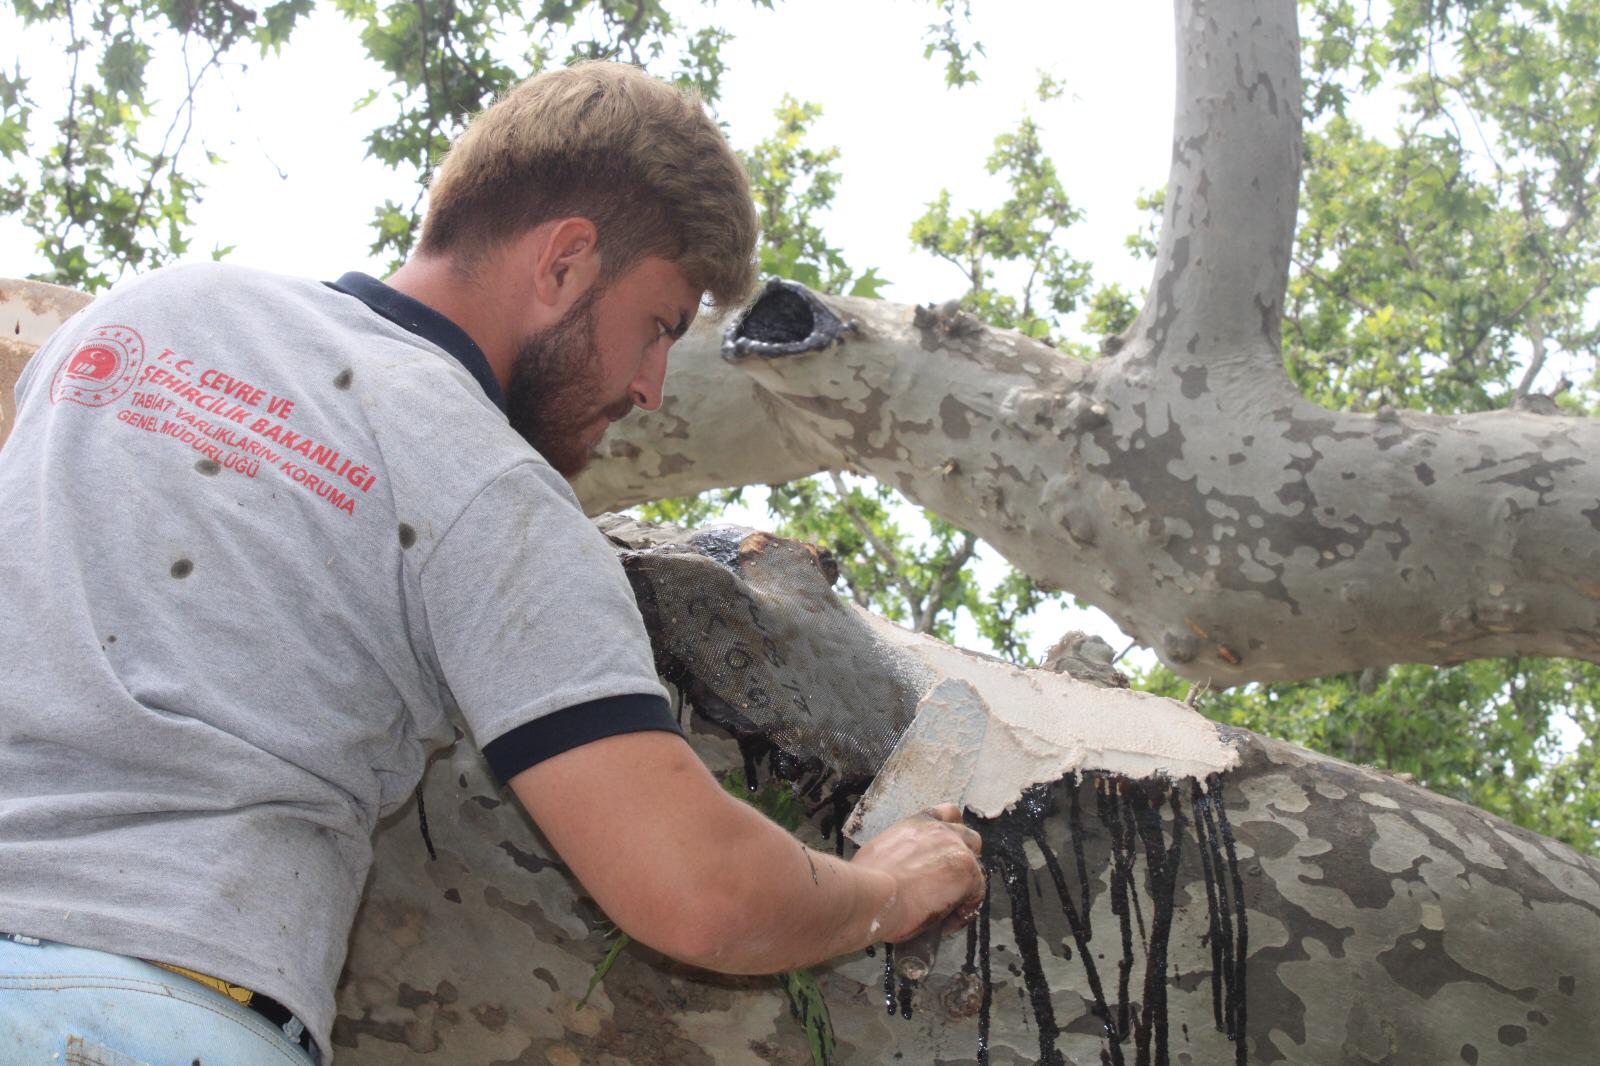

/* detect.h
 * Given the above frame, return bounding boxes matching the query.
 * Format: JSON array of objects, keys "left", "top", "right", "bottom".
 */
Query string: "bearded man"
[{"left": 0, "top": 61, "right": 982, "bottom": 1065}]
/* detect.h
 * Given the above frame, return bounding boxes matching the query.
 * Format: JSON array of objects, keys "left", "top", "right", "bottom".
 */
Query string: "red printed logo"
[{"left": 51, "top": 326, "right": 146, "bottom": 409}]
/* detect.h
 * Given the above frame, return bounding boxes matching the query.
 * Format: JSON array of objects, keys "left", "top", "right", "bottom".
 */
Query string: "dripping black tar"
[{"left": 885, "top": 771, "right": 1250, "bottom": 1066}]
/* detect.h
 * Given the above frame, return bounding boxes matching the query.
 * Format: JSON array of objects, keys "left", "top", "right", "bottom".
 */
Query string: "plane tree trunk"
[{"left": 337, "top": 715, "right": 1600, "bottom": 1066}]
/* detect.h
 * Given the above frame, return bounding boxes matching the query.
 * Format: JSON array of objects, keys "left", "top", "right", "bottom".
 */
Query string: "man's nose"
[{"left": 629, "top": 349, "right": 668, "bottom": 411}]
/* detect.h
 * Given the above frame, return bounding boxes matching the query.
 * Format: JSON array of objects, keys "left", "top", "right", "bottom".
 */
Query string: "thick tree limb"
[
  {"left": 338, "top": 710, "right": 1600, "bottom": 1065},
  {"left": 573, "top": 277, "right": 1600, "bottom": 684},
  {"left": 573, "top": 0, "right": 1600, "bottom": 685},
  {"left": 0, "top": 279, "right": 94, "bottom": 446},
  {"left": 334, "top": 520, "right": 1600, "bottom": 1065}
]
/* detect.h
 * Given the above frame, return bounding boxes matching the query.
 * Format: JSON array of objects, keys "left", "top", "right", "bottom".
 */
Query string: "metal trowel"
[{"left": 843, "top": 676, "right": 995, "bottom": 982}]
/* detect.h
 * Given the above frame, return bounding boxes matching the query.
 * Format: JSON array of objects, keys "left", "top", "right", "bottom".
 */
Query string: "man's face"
[{"left": 506, "top": 256, "right": 699, "bottom": 477}]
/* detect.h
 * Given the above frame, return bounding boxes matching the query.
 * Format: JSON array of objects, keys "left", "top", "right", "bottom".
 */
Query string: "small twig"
[
  {"left": 1292, "top": 255, "right": 1380, "bottom": 315},
  {"left": 56, "top": 0, "right": 85, "bottom": 257},
  {"left": 1514, "top": 315, "right": 1548, "bottom": 401},
  {"left": 827, "top": 471, "right": 920, "bottom": 618},
  {"left": 414, "top": 0, "right": 442, "bottom": 157},
  {"left": 1464, "top": 266, "right": 1563, "bottom": 372},
  {"left": 123, "top": 35, "right": 227, "bottom": 279},
  {"left": 928, "top": 247, "right": 971, "bottom": 284},
  {"left": 917, "top": 530, "right": 978, "bottom": 634}
]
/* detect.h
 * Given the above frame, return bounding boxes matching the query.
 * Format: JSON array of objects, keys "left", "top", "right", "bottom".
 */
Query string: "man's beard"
[{"left": 505, "top": 286, "right": 630, "bottom": 477}]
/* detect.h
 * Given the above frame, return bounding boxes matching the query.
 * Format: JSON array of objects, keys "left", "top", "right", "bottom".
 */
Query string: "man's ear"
[{"left": 530, "top": 217, "right": 601, "bottom": 317}]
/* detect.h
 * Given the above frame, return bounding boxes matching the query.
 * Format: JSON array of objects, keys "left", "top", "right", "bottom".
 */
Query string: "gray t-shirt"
[{"left": 0, "top": 263, "right": 675, "bottom": 1059}]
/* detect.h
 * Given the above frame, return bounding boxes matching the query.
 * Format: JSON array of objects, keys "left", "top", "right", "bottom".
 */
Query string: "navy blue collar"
[{"left": 326, "top": 272, "right": 506, "bottom": 412}]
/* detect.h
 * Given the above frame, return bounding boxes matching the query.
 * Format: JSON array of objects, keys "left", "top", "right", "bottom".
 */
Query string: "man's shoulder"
[
  {"left": 107, "top": 263, "right": 468, "bottom": 373},
  {"left": 105, "top": 261, "right": 327, "bottom": 305},
  {"left": 98, "top": 262, "right": 533, "bottom": 477}
]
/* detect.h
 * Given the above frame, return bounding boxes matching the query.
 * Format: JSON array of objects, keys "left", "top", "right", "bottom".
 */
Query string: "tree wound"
[{"left": 722, "top": 278, "right": 853, "bottom": 360}]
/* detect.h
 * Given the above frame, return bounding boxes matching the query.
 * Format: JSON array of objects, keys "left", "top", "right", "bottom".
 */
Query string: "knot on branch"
[
  {"left": 1041, "top": 631, "right": 1128, "bottom": 689},
  {"left": 912, "top": 297, "right": 982, "bottom": 338},
  {"left": 1512, "top": 394, "right": 1562, "bottom": 416},
  {"left": 722, "top": 278, "right": 854, "bottom": 361}
]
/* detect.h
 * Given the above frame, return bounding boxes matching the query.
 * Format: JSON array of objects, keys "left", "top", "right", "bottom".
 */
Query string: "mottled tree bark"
[
  {"left": 332, "top": 541, "right": 1600, "bottom": 1065},
  {"left": 572, "top": 0, "right": 1600, "bottom": 686},
  {"left": 340, "top": 730, "right": 1600, "bottom": 1066}
]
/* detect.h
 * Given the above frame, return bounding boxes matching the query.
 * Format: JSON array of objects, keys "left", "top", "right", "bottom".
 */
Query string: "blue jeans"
[{"left": 0, "top": 933, "right": 317, "bottom": 1066}]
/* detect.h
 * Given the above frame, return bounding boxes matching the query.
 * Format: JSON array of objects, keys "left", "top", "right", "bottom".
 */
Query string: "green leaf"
[
  {"left": 99, "top": 33, "right": 150, "bottom": 105},
  {"left": 780, "top": 969, "right": 836, "bottom": 1066},
  {"left": 721, "top": 769, "right": 806, "bottom": 831},
  {"left": 255, "top": 0, "right": 314, "bottom": 54},
  {"left": 848, "top": 267, "right": 889, "bottom": 299},
  {"left": 578, "top": 929, "right": 632, "bottom": 1009},
  {"left": 921, "top": 0, "right": 983, "bottom": 88}
]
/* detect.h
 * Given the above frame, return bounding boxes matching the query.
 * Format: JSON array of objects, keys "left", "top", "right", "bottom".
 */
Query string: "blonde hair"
[{"left": 419, "top": 61, "right": 758, "bottom": 310}]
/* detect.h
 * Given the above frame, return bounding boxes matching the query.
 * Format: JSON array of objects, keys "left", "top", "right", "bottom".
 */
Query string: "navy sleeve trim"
[{"left": 481, "top": 693, "right": 684, "bottom": 785}]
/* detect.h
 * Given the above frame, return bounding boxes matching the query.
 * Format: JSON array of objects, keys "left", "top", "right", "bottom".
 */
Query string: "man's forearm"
[
  {"left": 650, "top": 790, "right": 899, "bottom": 974},
  {"left": 511, "top": 730, "right": 980, "bottom": 978}
]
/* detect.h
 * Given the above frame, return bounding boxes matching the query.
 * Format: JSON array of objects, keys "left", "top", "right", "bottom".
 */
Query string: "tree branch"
[
  {"left": 1126, "top": 0, "right": 1301, "bottom": 367},
  {"left": 125, "top": 34, "right": 226, "bottom": 275},
  {"left": 1515, "top": 314, "right": 1549, "bottom": 400},
  {"left": 917, "top": 529, "right": 977, "bottom": 633},
  {"left": 576, "top": 276, "right": 1600, "bottom": 684},
  {"left": 827, "top": 470, "right": 922, "bottom": 621},
  {"left": 55, "top": 0, "right": 84, "bottom": 259}
]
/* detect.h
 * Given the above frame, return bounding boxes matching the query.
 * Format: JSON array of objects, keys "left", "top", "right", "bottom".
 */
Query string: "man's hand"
[{"left": 849, "top": 804, "right": 984, "bottom": 944}]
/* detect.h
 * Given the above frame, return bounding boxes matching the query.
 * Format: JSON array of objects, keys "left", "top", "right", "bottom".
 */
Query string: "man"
[{"left": 0, "top": 62, "right": 983, "bottom": 1064}]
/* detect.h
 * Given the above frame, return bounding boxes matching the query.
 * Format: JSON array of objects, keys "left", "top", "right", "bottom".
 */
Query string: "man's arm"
[{"left": 510, "top": 730, "right": 984, "bottom": 975}]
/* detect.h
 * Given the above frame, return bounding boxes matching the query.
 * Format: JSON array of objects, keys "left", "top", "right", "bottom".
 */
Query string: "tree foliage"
[
  {"left": 1295, "top": 0, "right": 1600, "bottom": 414},
  {"left": 2, "top": 0, "right": 311, "bottom": 288},
  {"left": 909, "top": 109, "right": 1092, "bottom": 344},
  {"left": 1, "top": 0, "right": 746, "bottom": 285},
  {"left": 740, "top": 95, "right": 883, "bottom": 298}
]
